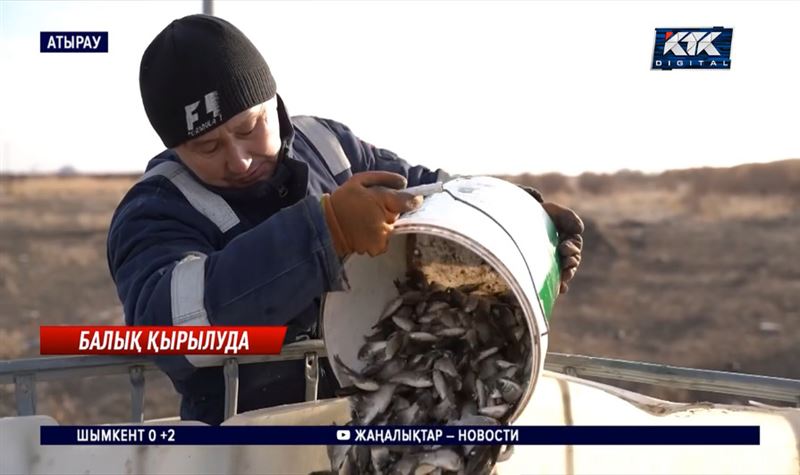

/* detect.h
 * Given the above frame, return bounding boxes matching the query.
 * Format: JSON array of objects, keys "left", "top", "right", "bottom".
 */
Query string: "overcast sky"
[{"left": 1, "top": 1, "right": 798, "bottom": 176}]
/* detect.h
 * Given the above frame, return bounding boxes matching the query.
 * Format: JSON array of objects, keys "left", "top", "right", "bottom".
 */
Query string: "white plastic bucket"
[{"left": 321, "top": 176, "right": 561, "bottom": 422}]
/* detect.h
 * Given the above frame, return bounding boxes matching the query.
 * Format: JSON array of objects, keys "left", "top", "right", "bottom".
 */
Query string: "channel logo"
[
  {"left": 336, "top": 429, "right": 351, "bottom": 441},
  {"left": 652, "top": 27, "right": 733, "bottom": 70}
]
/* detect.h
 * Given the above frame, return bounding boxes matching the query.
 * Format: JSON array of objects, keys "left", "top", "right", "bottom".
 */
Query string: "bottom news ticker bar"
[{"left": 40, "top": 425, "right": 760, "bottom": 446}]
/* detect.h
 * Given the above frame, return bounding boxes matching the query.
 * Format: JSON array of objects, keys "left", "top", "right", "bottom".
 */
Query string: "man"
[{"left": 107, "top": 14, "right": 583, "bottom": 425}]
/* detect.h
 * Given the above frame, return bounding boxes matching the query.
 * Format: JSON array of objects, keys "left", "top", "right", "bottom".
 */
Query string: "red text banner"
[{"left": 39, "top": 326, "right": 287, "bottom": 355}]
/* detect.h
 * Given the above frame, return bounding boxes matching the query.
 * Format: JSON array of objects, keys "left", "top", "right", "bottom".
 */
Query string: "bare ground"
[{"left": 1, "top": 161, "right": 798, "bottom": 423}]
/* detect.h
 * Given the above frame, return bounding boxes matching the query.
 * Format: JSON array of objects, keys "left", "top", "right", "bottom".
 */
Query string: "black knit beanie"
[{"left": 139, "top": 15, "right": 277, "bottom": 148}]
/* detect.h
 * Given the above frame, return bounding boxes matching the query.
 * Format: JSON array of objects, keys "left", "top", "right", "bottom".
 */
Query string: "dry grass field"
[{"left": 1, "top": 160, "right": 799, "bottom": 423}]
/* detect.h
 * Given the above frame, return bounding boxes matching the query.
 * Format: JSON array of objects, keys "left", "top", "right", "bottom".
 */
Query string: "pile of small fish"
[{"left": 328, "top": 269, "right": 531, "bottom": 475}]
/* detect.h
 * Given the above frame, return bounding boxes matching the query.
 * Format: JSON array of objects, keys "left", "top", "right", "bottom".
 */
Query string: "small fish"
[
  {"left": 432, "top": 370, "right": 452, "bottom": 402},
  {"left": 371, "top": 446, "right": 391, "bottom": 474},
  {"left": 431, "top": 398, "right": 455, "bottom": 421},
  {"left": 513, "top": 307, "right": 525, "bottom": 322},
  {"left": 423, "top": 444, "right": 443, "bottom": 452},
  {"left": 497, "top": 305, "right": 517, "bottom": 329},
  {"left": 475, "top": 346, "right": 499, "bottom": 363},
  {"left": 497, "top": 377, "right": 523, "bottom": 404},
  {"left": 475, "top": 378, "right": 487, "bottom": 408},
  {"left": 498, "top": 289, "right": 516, "bottom": 304},
  {"left": 415, "top": 390, "right": 435, "bottom": 412},
  {"left": 354, "top": 444, "right": 371, "bottom": 474},
  {"left": 478, "top": 404, "right": 509, "bottom": 418},
  {"left": 415, "top": 301, "right": 428, "bottom": 316},
  {"left": 478, "top": 356, "right": 499, "bottom": 380},
  {"left": 457, "top": 351, "right": 471, "bottom": 371},
  {"left": 372, "top": 411, "right": 392, "bottom": 426},
  {"left": 495, "top": 360, "right": 517, "bottom": 370},
  {"left": 405, "top": 269, "right": 429, "bottom": 291},
  {"left": 463, "top": 294, "right": 480, "bottom": 313},
  {"left": 392, "top": 314, "right": 416, "bottom": 332},
  {"left": 375, "top": 305, "right": 413, "bottom": 329},
  {"left": 457, "top": 282, "right": 482, "bottom": 293},
  {"left": 409, "top": 332, "right": 438, "bottom": 343},
  {"left": 475, "top": 322, "right": 493, "bottom": 346},
  {"left": 413, "top": 464, "right": 437, "bottom": 475},
  {"left": 439, "top": 311, "right": 458, "bottom": 328},
  {"left": 358, "top": 340, "right": 387, "bottom": 361},
  {"left": 513, "top": 325, "right": 526, "bottom": 342},
  {"left": 327, "top": 441, "right": 353, "bottom": 471},
  {"left": 463, "top": 328, "right": 479, "bottom": 349},
  {"left": 460, "top": 400, "right": 477, "bottom": 419},
  {"left": 499, "top": 365, "right": 519, "bottom": 379},
  {"left": 412, "top": 354, "right": 436, "bottom": 372},
  {"left": 462, "top": 370, "right": 477, "bottom": 395},
  {"left": 428, "top": 281, "right": 446, "bottom": 293},
  {"left": 394, "top": 277, "right": 409, "bottom": 294},
  {"left": 521, "top": 337, "right": 532, "bottom": 352},
  {"left": 435, "top": 327, "right": 466, "bottom": 338},
  {"left": 392, "top": 396, "right": 411, "bottom": 411},
  {"left": 385, "top": 332, "right": 405, "bottom": 360},
  {"left": 334, "top": 386, "right": 361, "bottom": 398},
  {"left": 418, "top": 449, "right": 463, "bottom": 471},
  {"left": 401, "top": 289, "right": 425, "bottom": 304},
  {"left": 388, "top": 445, "right": 414, "bottom": 455},
  {"left": 433, "top": 356, "right": 458, "bottom": 378},
  {"left": 463, "top": 446, "right": 497, "bottom": 475},
  {"left": 391, "top": 454, "right": 417, "bottom": 475},
  {"left": 377, "top": 358, "right": 406, "bottom": 381},
  {"left": 450, "top": 414, "right": 501, "bottom": 427},
  {"left": 427, "top": 301, "right": 450, "bottom": 313},
  {"left": 365, "top": 327, "right": 389, "bottom": 342},
  {"left": 476, "top": 297, "right": 492, "bottom": 317},
  {"left": 497, "top": 444, "right": 515, "bottom": 462},
  {"left": 390, "top": 371, "right": 433, "bottom": 388},
  {"left": 455, "top": 310, "right": 471, "bottom": 328},
  {"left": 333, "top": 355, "right": 380, "bottom": 391},
  {"left": 409, "top": 353, "right": 425, "bottom": 366},
  {"left": 448, "top": 288, "right": 467, "bottom": 308},
  {"left": 352, "top": 380, "right": 379, "bottom": 392},
  {"left": 357, "top": 383, "right": 397, "bottom": 424},
  {"left": 396, "top": 402, "right": 422, "bottom": 425},
  {"left": 428, "top": 290, "right": 450, "bottom": 302},
  {"left": 417, "top": 312, "right": 439, "bottom": 324},
  {"left": 379, "top": 296, "right": 404, "bottom": 321}
]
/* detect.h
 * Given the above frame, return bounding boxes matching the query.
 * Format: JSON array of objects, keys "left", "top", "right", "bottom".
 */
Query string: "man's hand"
[
  {"left": 520, "top": 185, "right": 584, "bottom": 294},
  {"left": 322, "top": 172, "right": 422, "bottom": 257}
]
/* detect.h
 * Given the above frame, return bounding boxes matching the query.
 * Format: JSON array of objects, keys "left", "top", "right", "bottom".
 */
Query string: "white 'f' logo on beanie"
[{"left": 184, "top": 91, "right": 221, "bottom": 134}]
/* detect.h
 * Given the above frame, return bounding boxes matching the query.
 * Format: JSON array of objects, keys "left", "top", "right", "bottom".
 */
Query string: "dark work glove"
[{"left": 519, "top": 185, "right": 584, "bottom": 294}]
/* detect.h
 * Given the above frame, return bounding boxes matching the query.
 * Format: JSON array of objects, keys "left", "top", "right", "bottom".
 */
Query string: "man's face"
[{"left": 175, "top": 97, "right": 282, "bottom": 188}]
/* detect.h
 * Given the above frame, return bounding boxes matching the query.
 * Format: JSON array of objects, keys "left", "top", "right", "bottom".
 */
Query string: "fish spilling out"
[{"left": 328, "top": 270, "right": 532, "bottom": 475}]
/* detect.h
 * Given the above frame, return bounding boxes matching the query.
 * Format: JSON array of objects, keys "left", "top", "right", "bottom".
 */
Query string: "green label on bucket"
[{"left": 539, "top": 215, "right": 561, "bottom": 321}]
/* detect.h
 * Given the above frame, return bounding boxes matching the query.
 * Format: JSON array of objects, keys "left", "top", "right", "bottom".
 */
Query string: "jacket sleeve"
[
  {"left": 315, "top": 117, "right": 446, "bottom": 187},
  {"left": 107, "top": 183, "right": 346, "bottom": 330}
]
